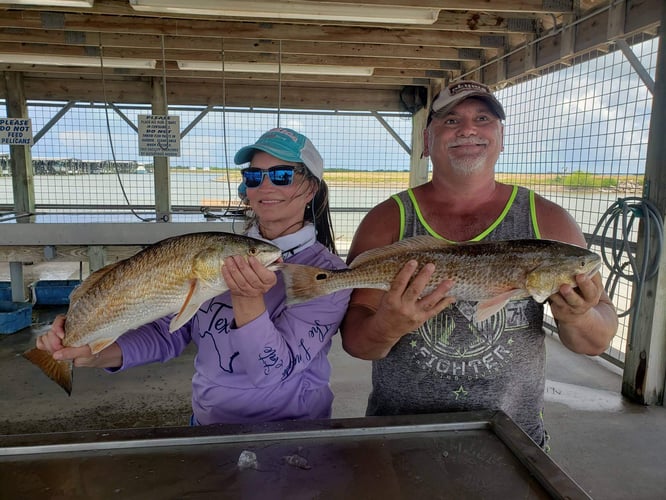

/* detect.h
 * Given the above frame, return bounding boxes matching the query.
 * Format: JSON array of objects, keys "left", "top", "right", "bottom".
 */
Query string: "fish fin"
[
  {"left": 89, "top": 338, "right": 117, "bottom": 355},
  {"left": 169, "top": 303, "right": 201, "bottom": 332},
  {"left": 526, "top": 271, "right": 557, "bottom": 303},
  {"left": 278, "top": 263, "right": 343, "bottom": 305},
  {"left": 169, "top": 272, "right": 229, "bottom": 333},
  {"left": 530, "top": 291, "right": 552, "bottom": 304},
  {"left": 474, "top": 290, "right": 524, "bottom": 322},
  {"left": 23, "top": 348, "right": 73, "bottom": 396},
  {"left": 169, "top": 279, "right": 201, "bottom": 332},
  {"left": 350, "top": 235, "right": 450, "bottom": 268},
  {"left": 170, "top": 272, "right": 229, "bottom": 332}
]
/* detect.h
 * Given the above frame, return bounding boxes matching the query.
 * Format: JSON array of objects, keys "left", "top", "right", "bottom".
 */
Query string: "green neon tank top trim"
[
  {"left": 392, "top": 185, "right": 541, "bottom": 241},
  {"left": 393, "top": 192, "right": 406, "bottom": 240},
  {"left": 529, "top": 189, "right": 542, "bottom": 238}
]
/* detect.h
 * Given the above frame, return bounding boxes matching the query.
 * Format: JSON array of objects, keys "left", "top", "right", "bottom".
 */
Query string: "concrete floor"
[{"left": 2, "top": 263, "right": 666, "bottom": 499}]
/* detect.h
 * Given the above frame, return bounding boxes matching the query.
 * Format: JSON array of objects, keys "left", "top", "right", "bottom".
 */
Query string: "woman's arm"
[
  {"left": 226, "top": 247, "right": 352, "bottom": 387},
  {"left": 230, "top": 287, "right": 351, "bottom": 386},
  {"left": 35, "top": 313, "right": 193, "bottom": 370}
]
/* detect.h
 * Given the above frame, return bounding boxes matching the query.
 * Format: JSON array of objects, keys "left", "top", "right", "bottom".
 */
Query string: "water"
[{"left": 0, "top": 172, "right": 627, "bottom": 206}]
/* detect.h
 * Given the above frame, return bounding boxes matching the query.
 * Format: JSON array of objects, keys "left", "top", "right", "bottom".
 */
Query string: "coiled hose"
[{"left": 589, "top": 197, "right": 663, "bottom": 320}]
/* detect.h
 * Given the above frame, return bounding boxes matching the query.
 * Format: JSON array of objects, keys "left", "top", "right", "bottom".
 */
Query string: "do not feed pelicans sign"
[{"left": 0, "top": 118, "right": 33, "bottom": 146}]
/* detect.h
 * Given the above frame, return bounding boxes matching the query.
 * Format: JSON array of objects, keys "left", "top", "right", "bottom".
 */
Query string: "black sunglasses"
[{"left": 241, "top": 165, "right": 302, "bottom": 188}]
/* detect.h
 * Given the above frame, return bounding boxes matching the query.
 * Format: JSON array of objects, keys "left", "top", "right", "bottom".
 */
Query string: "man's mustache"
[{"left": 447, "top": 138, "right": 489, "bottom": 147}]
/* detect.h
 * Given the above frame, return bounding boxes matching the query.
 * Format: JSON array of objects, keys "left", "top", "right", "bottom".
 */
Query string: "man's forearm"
[
  {"left": 341, "top": 305, "right": 403, "bottom": 360},
  {"left": 555, "top": 300, "right": 618, "bottom": 355}
]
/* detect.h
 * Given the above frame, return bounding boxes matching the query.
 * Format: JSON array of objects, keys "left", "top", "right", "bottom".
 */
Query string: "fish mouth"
[{"left": 585, "top": 260, "right": 602, "bottom": 277}]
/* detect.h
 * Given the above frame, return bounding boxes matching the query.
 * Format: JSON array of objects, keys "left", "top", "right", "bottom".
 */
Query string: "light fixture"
[
  {"left": 177, "top": 60, "right": 373, "bottom": 76},
  {"left": 0, "top": 0, "right": 94, "bottom": 6},
  {"left": 0, "top": 53, "right": 157, "bottom": 69},
  {"left": 130, "top": 0, "right": 439, "bottom": 25}
]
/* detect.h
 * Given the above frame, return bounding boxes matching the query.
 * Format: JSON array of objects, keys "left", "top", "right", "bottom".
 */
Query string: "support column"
[
  {"left": 151, "top": 76, "right": 171, "bottom": 222},
  {"left": 4, "top": 72, "right": 34, "bottom": 302},
  {"left": 622, "top": 19, "right": 666, "bottom": 405}
]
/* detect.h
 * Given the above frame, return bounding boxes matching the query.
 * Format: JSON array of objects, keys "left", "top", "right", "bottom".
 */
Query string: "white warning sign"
[
  {"left": 0, "top": 118, "right": 33, "bottom": 145},
  {"left": 138, "top": 115, "right": 180, "bottom": 157}
]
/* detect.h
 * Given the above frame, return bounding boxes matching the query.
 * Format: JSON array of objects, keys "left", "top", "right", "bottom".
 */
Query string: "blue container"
[
  {"left": 30, "top": 280, "right": 81, "bottom": 305},
  {"left": 0, "top": 282, "right": 11, "bottom": 301},
  {"left": 0, "top": 301, "right": 32, "bottom": 334}
]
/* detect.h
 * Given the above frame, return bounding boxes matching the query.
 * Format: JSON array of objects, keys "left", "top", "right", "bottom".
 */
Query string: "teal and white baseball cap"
[{"left": 234, "top": 127, "right": 324, "bottom": 180}]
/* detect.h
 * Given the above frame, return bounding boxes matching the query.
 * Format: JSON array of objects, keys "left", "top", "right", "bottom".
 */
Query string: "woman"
[{"left": 36, "top": 127, "right": 351, "bottom": 425}]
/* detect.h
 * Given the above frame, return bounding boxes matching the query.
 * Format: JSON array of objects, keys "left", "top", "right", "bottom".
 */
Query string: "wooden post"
[
  {"left": 152, "top": 76, "right": 172, "bottom": 222},
  {"left": 4, "top": 72, "right": 34, "bottom": 302},
  {"left": 409, "top": 104, "right": 429, "bottom": 188},
  {"left": 621, "top": 19, "right": 666, "bottom": 405}
]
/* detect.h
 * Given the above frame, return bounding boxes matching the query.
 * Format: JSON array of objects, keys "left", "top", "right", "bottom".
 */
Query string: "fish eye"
[
  {"left": 249, "top": 247, "right": 258, "bottom": 256},
  {"left": 315, "top": 272, "right": 328, "bottom": 281}
]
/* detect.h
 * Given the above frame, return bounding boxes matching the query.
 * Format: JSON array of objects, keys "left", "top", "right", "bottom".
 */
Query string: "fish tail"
[
  {"left": 279, "top": 263, "right": 342, "bottom": 305},
  {"left": 23, "top": 348, "right": 73, "bottom": 396}
]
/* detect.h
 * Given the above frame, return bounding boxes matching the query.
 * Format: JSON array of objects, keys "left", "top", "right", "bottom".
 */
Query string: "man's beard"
[
  {"left": 447, "top": 139, "right": 489, "bottom": 175},
  {"left": 448, "top": 153, "right": 486, "bottom": 175}
]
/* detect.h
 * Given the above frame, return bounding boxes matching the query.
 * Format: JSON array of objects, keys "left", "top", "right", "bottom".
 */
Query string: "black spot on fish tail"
[{"left": 279, "top": 263, "right": 338, "bottom": 305}]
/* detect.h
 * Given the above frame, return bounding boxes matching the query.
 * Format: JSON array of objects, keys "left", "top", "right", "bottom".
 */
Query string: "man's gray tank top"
[{"left": 366, "top": 185, "right": 548, "bottom": 446}]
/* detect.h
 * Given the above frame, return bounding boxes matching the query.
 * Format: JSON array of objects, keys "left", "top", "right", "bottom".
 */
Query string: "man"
[{"left": 340, "top": 80, "right": 618, "bottom": 447}]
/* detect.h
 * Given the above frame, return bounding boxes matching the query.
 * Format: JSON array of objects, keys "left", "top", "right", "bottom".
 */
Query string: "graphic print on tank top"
[
  {"left": 375, "top": 186, "right": 547, "bottom": 445},
  {"left": 415, "top": 298, "right": 535, "bottom": 382},
  {"left": 391, "top": 185, "right": 543, "bottom": 395}
]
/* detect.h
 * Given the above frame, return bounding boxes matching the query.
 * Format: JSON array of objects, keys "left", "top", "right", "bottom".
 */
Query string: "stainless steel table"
[{"left": 0, "top": 411, "right": 590, "bottom": 499}]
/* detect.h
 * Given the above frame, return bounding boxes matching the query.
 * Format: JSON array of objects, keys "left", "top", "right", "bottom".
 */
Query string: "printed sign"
[
  {"left": 138, "top": 115, "right": 180, "bottom": 157},
  {"left": 0, "top": 118, "right": 33, "bottom": 145}
]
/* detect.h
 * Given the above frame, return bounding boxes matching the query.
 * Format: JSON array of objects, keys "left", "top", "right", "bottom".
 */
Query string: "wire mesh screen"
[
  {"left": 0, "top": 34, "right": 659, "bottom": 367},
  {"left": 495, "top": 34, "right": 659, "bottom": 365},
  {"left": 24, "top": 103, "right": 155, "bottom": 209},
  {"left": 0, "top": 105, "right": 413, "bottom": 254}
]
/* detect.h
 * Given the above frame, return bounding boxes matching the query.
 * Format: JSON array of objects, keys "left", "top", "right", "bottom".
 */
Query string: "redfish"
[
  {"left": 24, "top": 232, "right": 281, "bottom": 395},
  {"left": 280, "top": 236, "right": 601, "bottom": 321}
]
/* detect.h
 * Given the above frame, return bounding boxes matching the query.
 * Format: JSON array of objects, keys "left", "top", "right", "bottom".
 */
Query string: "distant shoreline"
[{"left": 210, "top": 170, "right": 643, "bottom": 195}]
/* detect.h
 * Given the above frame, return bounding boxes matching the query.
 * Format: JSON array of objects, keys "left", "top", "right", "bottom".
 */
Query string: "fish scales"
[
  {"left": 280, "top": 236, "right": 601, "bottom": 320},
  {"left": 23, "top": 231, "right": 282, "bottom": 395},
  {"left": 336, "top": 244, "right": 538, "bottom": 300},
  {"left": 65, "top": 233, "right": 229, "bottom": 347}
]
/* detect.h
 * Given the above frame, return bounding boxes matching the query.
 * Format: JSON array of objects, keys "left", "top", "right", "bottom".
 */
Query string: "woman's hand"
[
  {"left": 222, "top": 255, "right": 278, "bottom": 298},
  {"left": 222, "top": 255, "right": 279, "bottom": 327},
  {"left": 35, "top": 313, "right": 68, "bottom": 354},
  {"left": 35, "top": 314, "right": 122, "bottom": 368}
]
